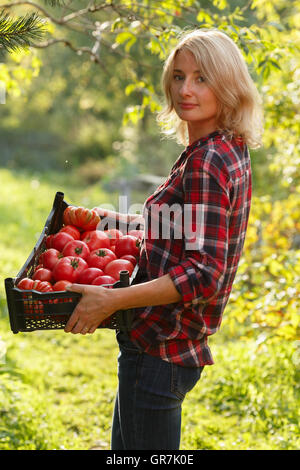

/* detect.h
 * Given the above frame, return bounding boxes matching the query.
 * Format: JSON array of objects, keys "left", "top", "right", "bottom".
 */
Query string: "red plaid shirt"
[{"left": 130, "top": 131, "right": 252, "bottom": 367}]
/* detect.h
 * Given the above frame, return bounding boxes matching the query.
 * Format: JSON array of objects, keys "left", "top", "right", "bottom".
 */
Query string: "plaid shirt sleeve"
[{"left": 168, "top": 149, "right": 231, "bottom": 306}]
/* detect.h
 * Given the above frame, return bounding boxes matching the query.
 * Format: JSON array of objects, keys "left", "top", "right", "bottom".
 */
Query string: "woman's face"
[{"left": 170, "top": 49, "right": 218, "bottom": 143}]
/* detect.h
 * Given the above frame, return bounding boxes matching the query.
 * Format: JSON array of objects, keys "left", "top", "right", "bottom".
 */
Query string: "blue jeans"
[{"left": 111, "top": 331, "right": 204, "bottom": 450}]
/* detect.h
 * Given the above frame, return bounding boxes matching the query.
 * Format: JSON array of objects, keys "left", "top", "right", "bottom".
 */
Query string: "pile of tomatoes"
[{"left": 17, "top": 205, "right": 143, "bottom": 293}]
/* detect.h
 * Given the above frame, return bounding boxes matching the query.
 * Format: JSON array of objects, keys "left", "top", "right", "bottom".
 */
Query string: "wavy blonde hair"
[{"left": 157, "top": 29, "right": 263, "bottom": 149}]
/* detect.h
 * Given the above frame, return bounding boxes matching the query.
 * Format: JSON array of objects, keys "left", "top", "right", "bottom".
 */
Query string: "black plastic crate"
[{"left": 4, "top": 191, "right": 136, "bottom": 334}]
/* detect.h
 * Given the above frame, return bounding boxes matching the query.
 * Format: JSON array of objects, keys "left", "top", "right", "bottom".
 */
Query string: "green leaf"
[
  {"left": 115, "top": 31, "right": 135, "bottom": 45},
  {"left": 213, "top": 0, "right": 228, "bottom": 10},
  {"left": 196, "top": 11, "right": 214, "bottom": 25}
]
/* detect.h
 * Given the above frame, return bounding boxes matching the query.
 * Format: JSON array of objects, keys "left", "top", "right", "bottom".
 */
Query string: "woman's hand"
[
  {"left": 93, "top": 206, "right": 145, "bottom": 229},
  {"left": 63, "top": 274, "right": 181, "bottom": 335},
  {"left": 92, "top": 207, "right": 119, "bottom": 219},
  {"left": 64, "top": 284, "right": 119, "bottom": 335}
]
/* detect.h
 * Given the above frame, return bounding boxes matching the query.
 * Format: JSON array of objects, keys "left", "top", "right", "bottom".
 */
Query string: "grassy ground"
[{"left": 0, "top": 168, "right": 299, "bottom": 450}]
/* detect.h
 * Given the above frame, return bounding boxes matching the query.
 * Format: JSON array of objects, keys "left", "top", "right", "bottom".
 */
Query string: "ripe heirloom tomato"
[
  {"left": 77, "top": 267, "right": 104, "bottom": 285},
  {"left": 34, "top": 281, "right": 53, "bottom": 292},
  {"left": 81, "top": 230, "right": 110, "bottom": 251},
  {"left": 32, "top": 268, "right": 53, "bottom": 283},
  {"left": 17, "top": 278, "right": 53, "bottom": 292},
  {"left": 51, "top": 232, "right": 74, "bottom": 252},
  {"left": 41, "top": 248, "right": 63, "bottom": 271},
  {"left": 53, "top": 280, "right": 71, "bottom": 291},
  {"left": 91, "top": 275, "right": 116, "bottom": 287},
  {"left": 59, "top": 225, "right": 81, "bottom": 240},
  {"left": 34, "top": 263, "right": 43, "bottom": 272},
  {"left": 115, "top": 235, "right": 140, "bottom": 258},
  {"left": 63, "top": 206, "right": 100, "bottom": 231},
  {"left": 52, "top": 256, "right": 88, "bottom": 283},
  {"left": 104, "top": 228, "right": 124, "bottom": 246},
  {"left": 16, "top": 278, "right": 35, "bottom": 290},
  {"left": 120, "top": 254, "right": 137, "bottom": 266},
  {"left": 62, "top": 240, "right": 90, "bottom": 260},
  {"left": 86, "top": 248, "right": 117, "bottom": 270},
  {"left": 45, "top": 234, "right": 54, "bottom": 248},
  {"left": 104, "top": 259, "right": 134, "bottom": 280}
]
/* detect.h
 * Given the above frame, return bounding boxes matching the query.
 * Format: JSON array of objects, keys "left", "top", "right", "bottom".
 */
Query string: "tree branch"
[
  {"left": 0, "top": 9, "right": 45, "bottom": 52},
  {"left": 1, "top": 1, "right": 64, "bottom": 25},
  {"left": 1, "top": 1, "right": 113, "bottom": 26},
  {"left": 30, "top": 36, "right": 107, "bottom": 69},
  {"left": 30, "top": 35, "right": 159, "bottom": 71}
]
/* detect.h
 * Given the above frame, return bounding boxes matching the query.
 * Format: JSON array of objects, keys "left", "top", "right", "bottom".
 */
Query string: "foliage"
[
  {"left": 182, "top": 338, "right": 299, "bottom": 450},
  {"left": 0, "top": 1, "right": 299, "bottom": 450},
  {"left": 0, "top": 0, "right": 299, "bottom": 185},
  {"left": 0, "top": 168, "right": 299, "bottom": 450},
  {"left": 225, "top": 189, "right": 300, "bottom": 343},
  {"left": 0, "top": 319, "right": 298, "bottom": 450},
  {"left": 0, "top": 10, "right": 45, "bottom": 54}
]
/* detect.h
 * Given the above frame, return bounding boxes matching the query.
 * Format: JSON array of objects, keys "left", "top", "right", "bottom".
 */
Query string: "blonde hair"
[{"left": 157, "top": 29, "right": 263, "bottom": 149}]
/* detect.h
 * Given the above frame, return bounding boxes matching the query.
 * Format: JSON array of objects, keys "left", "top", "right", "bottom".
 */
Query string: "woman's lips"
[{"left": 179, "top": 102, "right": 198, "bottom": 109}]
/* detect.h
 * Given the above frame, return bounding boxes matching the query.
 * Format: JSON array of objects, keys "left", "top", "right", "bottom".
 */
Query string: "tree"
[{"left": 1, "top": 1, "right": 299, "bottom": 179}]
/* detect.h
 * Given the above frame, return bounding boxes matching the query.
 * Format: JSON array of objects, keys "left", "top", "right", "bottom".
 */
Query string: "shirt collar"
[{"left": 186, "top": 130, "right": 222, "bottom": 154}]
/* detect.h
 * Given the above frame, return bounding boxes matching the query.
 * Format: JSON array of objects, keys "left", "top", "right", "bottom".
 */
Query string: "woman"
[{"left": 64, "top": 29, "right": 263, "bottom": 450}]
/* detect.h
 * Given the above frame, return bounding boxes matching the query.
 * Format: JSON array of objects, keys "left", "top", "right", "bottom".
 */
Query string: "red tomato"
[
  {"left": 52, "top": 256, "right": 88, "bottom": 283},
  {"left": 86, "top": 248, "right": 117, "bottom": 270},
  {"left": 17, "top": 278, "right": 53, "bottom": 292},
  {"left": 41, "top": 248, "right": 63, "bottom": 271},
  {"left": 104, "top": 259, "right": 134, "bottom": 280},
  {"left": 91, "top": 275, "right": 116, "bottom": 287},
  {"left": 17, "top": 277, "right": 52, "bottom": 292},
  {"left": 17, "top": 278, "right": 35, "bottom": 290},
  {"left": 63, "top": 206, "right": 100, "bottom": 231},
  {"left": 104, "top": 228, "right": 124, "bottom": 246},
  {"left": 120, "top": 254, "right": 137, "bottom": 266},
  {"left": 33, "top": 281, "right": 53, "bottom": 292},
  {"left": 45, "top": 234, "right": 54, "bottom": 248},
  {"left": 62, "top": 240, "right": 90, "bottom": 260},
  {"left": 59, "top": 225, "right": 81, "bottom": 240},
  {"left": 81, "top": 230, "right": 110, "bottom": 251},
  {"left": 51, "top": 232, "right": 74, "bottom": 252},
  {"left": 52, "top": 280, "right": 71, "bottom": 291},
  {"left": 32, "top": 268, "right": 53, "bottom": 283},
  {"left": 115, "top": 235, "right": 140, "bottom": 258},
  {"left": 34, "top": 263, "right": 43, "bottom": 272},
  {"left": 77, "top": 267, "right": 104, "bottom": 285},
  {"left": 127, "top": 229, "right": 144, "bottom": 240}
]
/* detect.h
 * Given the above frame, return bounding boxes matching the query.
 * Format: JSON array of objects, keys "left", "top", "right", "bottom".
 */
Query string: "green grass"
[{"left": 0, "top": 168, "right": 299, "bottom": 450}]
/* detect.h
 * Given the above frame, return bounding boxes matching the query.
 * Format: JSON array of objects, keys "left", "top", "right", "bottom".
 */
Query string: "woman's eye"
[
  {"left": 173, "top": 75, "right": 183, "bottom": 81},
  {"left": 197, "top": 76, "right": 205, "bottom": 83}
]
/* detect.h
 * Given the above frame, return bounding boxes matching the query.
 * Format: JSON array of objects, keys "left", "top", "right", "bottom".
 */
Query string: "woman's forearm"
[
  {"left": 111, "top": 274, "right": 182, "bottom": 311},
  {"left": 64, "top": 274, "right": 182, "bottom": 334}
]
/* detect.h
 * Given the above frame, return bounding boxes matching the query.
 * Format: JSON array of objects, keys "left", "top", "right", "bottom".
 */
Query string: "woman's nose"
[{"left": 179, "top": 79, "right": 193, "bottom": 97}]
